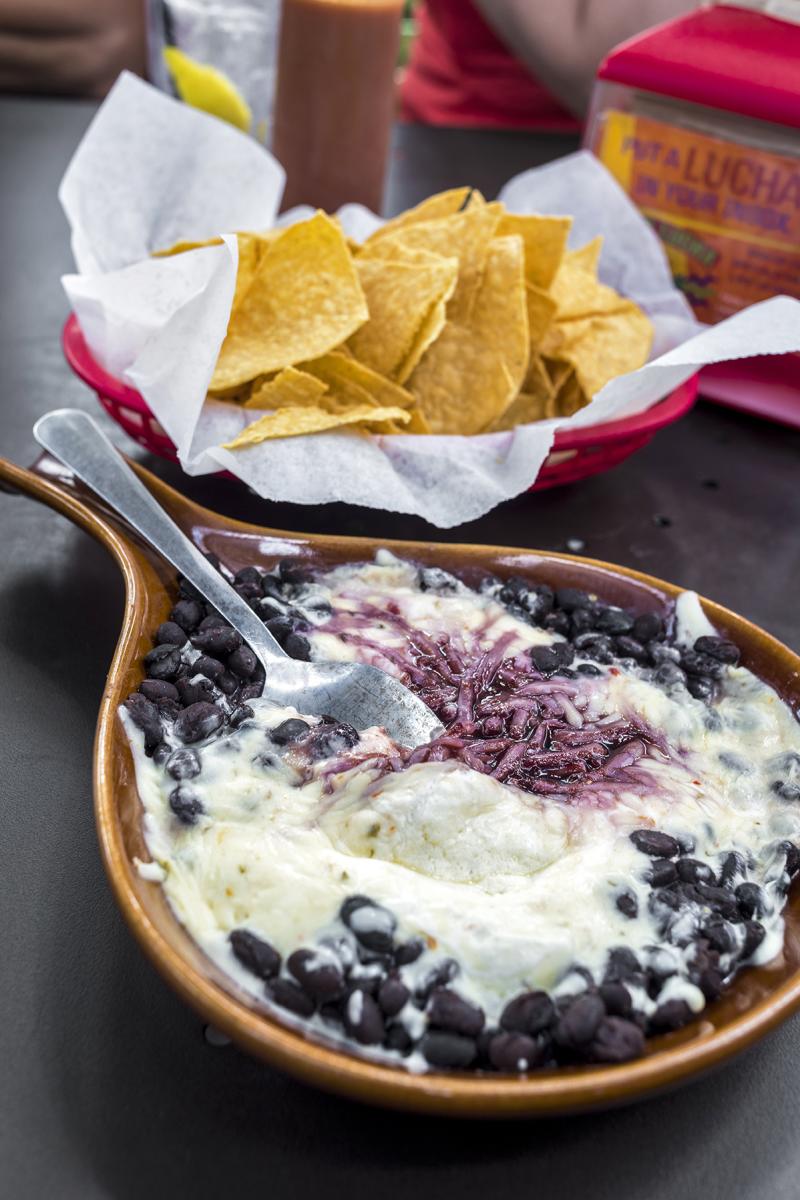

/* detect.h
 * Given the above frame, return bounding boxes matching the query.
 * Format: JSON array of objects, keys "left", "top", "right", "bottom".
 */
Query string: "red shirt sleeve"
[{"left": 401, "top": 0, "right": 581, "bottom": 130}]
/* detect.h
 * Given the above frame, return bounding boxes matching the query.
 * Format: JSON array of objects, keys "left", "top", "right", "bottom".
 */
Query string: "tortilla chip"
[
  {"left": 224, "top": 404, "right": 412, "bottom": 447},
  {"left": 525, "top": 282, "right": 558, "bottom": 346},
  {"left": 152, "top": 235, "right": 224, "bottom": 257},
  {"left": 487, "top": 389, "right": 550, "bottom": 432},
  {"left": 210, "top": 212, "right": 368, "bottom": 390},
  {"left": 348, "top": 253, "right": 459, "bottom": 380},
  {"left": 301, "top": 350, "right": 415, "bottom": 410},
  {"left": 365, "top": 187, "right": 472, "bottom": 243},
  {"left": 408, "top": 235, "right": 528, "bottom": 435},
  {"left": 556, "top": 304, "right": 653, "bottom": 398},
  {"left": 549, "top": 260, "right": 632, "bottom": 322},
  {"left": 497, "top": 213, "right": 572, "bottom": 290},
  {"left": 242, "top": 367, "right": 329, "bottom": 409},
  {"left": 564, "top": 236, "right": 603, "bottom": 276},
  {"left": 522, "top": 350, "right": 554, "bottom": 399},
  {"left": 360, "top": 203, "right": 502, "bottom": 323}
]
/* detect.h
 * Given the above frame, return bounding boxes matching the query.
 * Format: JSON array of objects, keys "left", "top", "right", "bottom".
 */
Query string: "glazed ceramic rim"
[{"left": 6, "top": 456, "right": 800, "bottom": 1118}]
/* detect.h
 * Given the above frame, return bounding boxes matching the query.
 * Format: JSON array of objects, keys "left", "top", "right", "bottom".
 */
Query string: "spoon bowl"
[{"left": 2, "top": 446, "right": 800, "bottom": 1117}]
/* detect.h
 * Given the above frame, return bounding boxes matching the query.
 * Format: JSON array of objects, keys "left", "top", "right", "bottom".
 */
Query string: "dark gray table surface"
[{"left": 2, "top": 96, "right": 800, "bottom": 1200}]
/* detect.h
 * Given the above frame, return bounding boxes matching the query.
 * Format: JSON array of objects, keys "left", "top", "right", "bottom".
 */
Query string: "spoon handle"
[{"left": 33, "top": 409, "right": 287, "bottom": 665}]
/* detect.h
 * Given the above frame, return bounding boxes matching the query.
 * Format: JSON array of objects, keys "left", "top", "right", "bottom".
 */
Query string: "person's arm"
[
  {"left": 471, "top": 0, "right": 697, "bottom": 117},
  {"left": 0, "top": 0, "right": 145, "bottom": 97}
]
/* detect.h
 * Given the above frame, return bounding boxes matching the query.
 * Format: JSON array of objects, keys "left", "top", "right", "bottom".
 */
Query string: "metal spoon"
[{"left": 34, "top": 409, "right": 443, "bottom": 748}]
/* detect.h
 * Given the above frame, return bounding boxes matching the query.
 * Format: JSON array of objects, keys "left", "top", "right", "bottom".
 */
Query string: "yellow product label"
[{"left": 594, "top": 108, "right": 800, "bottom": 323}]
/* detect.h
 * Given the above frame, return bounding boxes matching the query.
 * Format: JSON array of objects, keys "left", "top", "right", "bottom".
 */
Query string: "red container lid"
[{"left": 598, "top": 4, "right": 800, "bottom": 130}]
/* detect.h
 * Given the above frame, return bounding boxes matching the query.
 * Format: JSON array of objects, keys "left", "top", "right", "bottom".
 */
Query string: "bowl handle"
[{"left": 0, "top": 451, "right": 140, "bottom": 578}]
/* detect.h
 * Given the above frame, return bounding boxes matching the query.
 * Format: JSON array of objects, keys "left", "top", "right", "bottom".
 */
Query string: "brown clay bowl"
[{"left": 2, "top": 450, "right": 800, "bottom": 1118}]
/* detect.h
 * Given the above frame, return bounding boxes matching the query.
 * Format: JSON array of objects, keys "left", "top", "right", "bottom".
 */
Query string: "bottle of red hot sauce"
[{"left": 272, "top": 0, "right": 403, "bottom": 214}]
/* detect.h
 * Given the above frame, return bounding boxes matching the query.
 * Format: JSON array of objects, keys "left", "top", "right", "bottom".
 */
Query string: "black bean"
[
  {"left": 690, "top": 944, "right": 723, "bottom": 1000},
  {"left": 229, "top": 928, "right": 281, "bottom": 979},
  {"left": 655, "top": 662, "right": 687, "bottom": 688},
  {"left": 384, "top": 1022, "right": 413, "bottom": 1054},
  {"left": 598, "top": 982, "right": 632, "bottom": 1017},
  {"left": 694, "top": 636, "right": 739, "bottom": 664},
  {"left": 170, "top": 597, "right": 204, "bottom": 632},
  {"left": 648, "top": 859, "right": 678, "bottom": 887},
  {"left": 339, "top": 894, "right": 374, "bottom": 923},
  {"left": 551, "top": 641, "right": 575, "bottom": 668},
  {"left": 124, "top": 693, "right": 163, "bottom": 754},
  {"left": 543, "top": 610, "right": 570, "bottom": 637},
  {"left": 591, "top": 1017, "right": 645, "bottom": 1063},
  {"left": 687, "top": 676, "right": 716, "bottom": 702},
  {"left": 139, "top": 679, "right": 179, "bottom": 703},
  {"left": 633, "top": 612, "right": 663, "bottom": 643},
  {"left": 420, "top": 1031, "right": 477, "bottom": 1069},
  {"left": 239, "top": 681, "right": 264, "bottom": 702},
  {"left": 308, "top": 723, "right": 360, "bottom": 760},
  {"left": 378, "top": 974, "right": 410, "bottom": 1017},
  {"left": 427, "top": 987, "right": 484, "bottom": 1037},
  {"left": 228, "top": 644, "right": 258, "bottom": 679},
  {"left": 144, "top": 644, "right": 182, "bottom": 681},
  {"left": 500, "top": 990, "right": 555, "bottom": 1036},
  {"left": 156, "top": 620, "right": 187, "bottom": 646},
  {"left": 217, "top": 671, "right": 240, "bottom": 696},
  {"left": 194, "top": 654, "right": 225, "bottom": 682},
  {"left": 735, "top": 881, "right": 766, "bottom": 919},
  {"left": 650, "top": 999, "right": 692, "bottom": 1033},
  {"left": 681, "top": 650, "right": 725, "bottom": 680},
  {"left": 165, "top": 747, "right": 201, "bottom": 781},
  {"left": 719, "top": 851, "right": 747, "bottom": 886},
  {"left": 780, "top": 841, "right": 800, "bottom": 879},
  {"left": 267, "top": 978, "right": 315, "bottom": 1018},
  {"left": 604, "top": 947, "right": 641, "bottom": 984},
  {"left": 529, "top": 645, "right": 561, "bottom": 674},
  {"left": 394, "top": 938, "right": 425, "bottom": 966},
  {"left": 418, "top": 566, "right": 459, "bottom": 593},
  {"left": 742, "top": 920, "right": 766, "bottom": 960},
  {"left": 554, "top": 993, "right": 605, "bottom": 1049},
  {"left": 229, "top": 704, "right": 254, "bottom": 729},
  {"left": 773, "top": 780, "right": 800, "bottom": 802},
  {"left": 287, "top": 949, "right": 346, "bottom": 1001},
  {"left": 174, "top": 701, "right": 224, "bottom": 744},
  {"left": 235, "top": 580, "right": 263, "bottom": 601},
  {"left": 648, "top": 642, "right": 680, "bottom": 666},
  {"left": 269, "top": 718, "right": 311, "bottom": 747},
  {"left": 284, "top": 631, "right": 311, "bottom": 661},
  {"left": 343, "top": 900, "right": 397, "bottom": 954},
  {"left": 234, "top": 566, "right": 263, "bottom": 588},
  {"left": 595, "top": 607, "right": 634, "bottom": 635},
  {"left": 570, "top": 607, "right": 596, "bottom": 636},
  {"left": 176, "top": 676, "right": 215, "bottom": 707},
  {"left": 703, "top": 918, "right": 736, "bottom": 954},
  {"left": 630, "top": 829, "right": 680, "bottom": 858},
  {"left": 677, "top": 858, "right": 716, "bottom": 885},
  {"left": 555, "top": 587, "right": 590, "bottom": 612},
  {"left": 414, "top": 958, "right": 460, "bottom": 1004},
  {"left": 264, "top": 615, "right": 294, "bottom": 645},
  {"left": 616, "top": 889, "right": 639, "bottom": 918},
  {"left": 169, "top": 785, "right": 203, "bottom": 825},
  {"left": 343, "top": 989, "right": 385, "bottom": 1045},
  {"left": 191, "top": 625, "right": 242, "bottom": 656},
  {"left": 152, "top": 742, "right": 171, "bottom": 765},
  {"left": 488, "top": 1032, "right": 544, "bottom": 1072},
  {"left": 177, "top": 577, "right": 203, "bottom": 602},
  {"left": 695, "top": 882, "right": 740, "bottom": 920},
  {"left": 576, "top": 663, "right": 603, "bottom": 677},
  {"left": 278, "top": 558, "right": 313, "bottom": 587},
  {"left": 198, "top": 613, "right": 227, "bottom": 630},
  {"left": 614, "top": 635, "right": 647, "bottom": 661},
  {"left": 574, "top": 631, "right": 613, "bottom": 659}
]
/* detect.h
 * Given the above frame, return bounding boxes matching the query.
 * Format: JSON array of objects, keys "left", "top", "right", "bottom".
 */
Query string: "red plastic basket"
[{"left": 62, "top": 313, "right": 698, "bottom": 491}]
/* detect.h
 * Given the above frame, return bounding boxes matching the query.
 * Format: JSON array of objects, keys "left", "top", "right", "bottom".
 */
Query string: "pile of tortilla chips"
[{"left": 156, "top": 188, "right": 653, "bottom": 449}]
